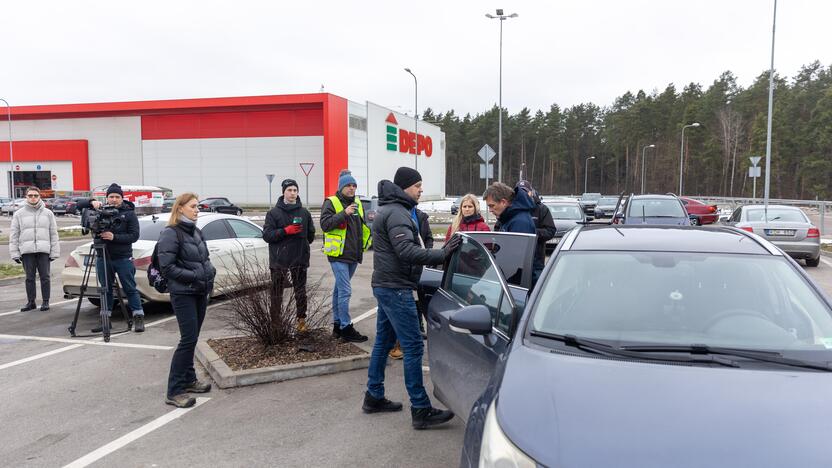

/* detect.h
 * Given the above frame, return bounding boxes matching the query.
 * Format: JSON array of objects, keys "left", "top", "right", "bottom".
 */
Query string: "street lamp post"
[
  {"left": 584, "top": 156, "right": 596, "bottom": 193},
  {"left": 486, "top": 9, "right": 518, "bottom": 183},
  {"left": 641, "top": 144, "right": 655, "bottom": 194},
  {"left": 763, "top": 0, "right": 778, "bottom": 219},
  {"left": 679, "top": 122, "right": 700, "bottom": 196},
  {"left": 0, "top": 98, "right": 13, "bottom": 199},
  {"left": 404, "top": 68, "right": 418, "bottom": 170}
]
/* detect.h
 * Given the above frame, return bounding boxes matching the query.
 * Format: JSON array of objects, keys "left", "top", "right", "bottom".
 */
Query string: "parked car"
[
  {"left": 450, "top": 196, "right": 464, "bottom": 215},
  {"left": 614, "top": 194, "right": 692, "bottom": 225},
  {"left": 161, "top": 197, "right": 177, "bottom": 213},
  {"left": 578, "top": 192, "right": 601, "bottom": 215},
  {"left": 62, "top": 212, "right": 268, "bottom": 304},
  {"left": 1, "top": 198, "right": 26, "bottom": 215},
  {"left": 420, "top": 226, "right": 832, "bottom": 467},
  {"left": 723, "top": 204, "right": 820, "bottom": 266},
  {"left": 680, "top": 197, "right": 719, "bottom": 225},
  {"left": 45, "top": 197, "right": 73, "bottom": 215},
  {"left": 544, "top": 201, "right": 590, "bottom": 254},
  {"left": 199, "top": 198, "right": 243, "bottom": 216},
  {"left": 358, "top": 196, "right": 379, "bottom": 231},
  {"left": 593, "top": 195, "right": 623, "bottom": 218}
]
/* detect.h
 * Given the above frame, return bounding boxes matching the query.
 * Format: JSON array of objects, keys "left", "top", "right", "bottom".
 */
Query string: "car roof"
[
  {"left": 545, "top": 201, "right": 581, "bottom": 206},
  {"left": 566, "top": 225, "right": 775, "bottom": 255},
  {"left": 741, "top": 204, "right": 800, "bottom": 211},
  {"left": 629, "top": 194, "right": 679, "bottom": 201},
  {"left": 138, "top": 212, "right": 251, "bottom": 224}
]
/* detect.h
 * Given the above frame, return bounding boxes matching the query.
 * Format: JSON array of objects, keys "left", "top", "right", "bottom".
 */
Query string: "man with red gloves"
[{"left": 263, "top": 179, "right": 316, "bottom": 332}]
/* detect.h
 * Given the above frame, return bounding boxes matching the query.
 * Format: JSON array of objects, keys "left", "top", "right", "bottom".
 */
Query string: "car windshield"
[
  {"left": 581, "top": 193, "right": 601, "bottom": 202},
  {"left": 598, "top": 197, "right": 619, "bottom": 205},
  {"left": 548, "top": 205, "right": 583, "bottom": 220},
  {"left": 629, "top": 198, "right": 685, "bottom": 217},
  {"left": 138, "top": 217, "right": 168, "bottom": 241},
  {"left": 746, "top": 208, "right": 806, "bottom": 223},
  {"left": 531, "top": 251, "right": 832, "bottom": 358}
]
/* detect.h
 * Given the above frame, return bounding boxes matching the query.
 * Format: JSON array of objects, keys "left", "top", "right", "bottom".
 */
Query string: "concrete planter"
[{"left": 195, "top": 339, "right": 370, "bottom": 389}]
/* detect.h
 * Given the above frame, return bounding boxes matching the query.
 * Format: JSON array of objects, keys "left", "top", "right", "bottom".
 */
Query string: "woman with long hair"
[
  {"left": 445, "top": 193, "right": 490, "bottom": 241},
  {"left": 157, "top": 193, "right": 216, "bottom": 408}
]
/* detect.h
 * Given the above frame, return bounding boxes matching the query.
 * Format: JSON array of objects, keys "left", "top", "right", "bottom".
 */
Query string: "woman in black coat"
[{"left": 157, "top": 192, "right": 217, "bottom": 408}]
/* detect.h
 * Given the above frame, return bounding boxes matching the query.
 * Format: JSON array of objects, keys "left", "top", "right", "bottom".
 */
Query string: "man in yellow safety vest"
[{"left": 320, "top": 170, "right": 372, "bottom": 343}]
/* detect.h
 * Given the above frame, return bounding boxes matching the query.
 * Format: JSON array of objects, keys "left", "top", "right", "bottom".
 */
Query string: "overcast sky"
[{"left": 2, "top": 0, "right": 830, "bottom": 116}]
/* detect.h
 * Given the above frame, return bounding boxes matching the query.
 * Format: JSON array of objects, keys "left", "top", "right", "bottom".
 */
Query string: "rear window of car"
[
  {"left": 138, "top": 218, "right": 168, "bottom": 241},
  {"left": 548, "top": 205, "right": 583, "bottom": 220},
  {"left": 746, "top": 208, "right": 807, "bottom": 223},
  {"left": 628, "top": 199, "right": 685, "bottom": 217}
]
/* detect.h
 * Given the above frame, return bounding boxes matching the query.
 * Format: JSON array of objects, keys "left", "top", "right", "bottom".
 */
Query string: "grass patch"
[
  {"left": 0, "top": 263, "right": 24, "bottom": 279},
  {"left": 59, "top": 229, "right": 84, "bottom": 239},
  {"left": 431, "top": 226, "right": 448, "bottom": 236},
  {"left": 821, "top": 244, "right": 832, "bottom": 253},
  {"left": 0, "top": 235, "right": 7, "bottom": 243}
]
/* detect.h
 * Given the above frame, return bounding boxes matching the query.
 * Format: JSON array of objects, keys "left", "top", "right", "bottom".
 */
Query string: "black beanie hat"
[
  {"left": 393, "top": 167, "right": 422, "bottom": 190},
  {"left": 106, "top": 183, "right": 124, "bottom": 197},
  {"left": 281, "top": 179, "right": 298, "bottom": 193}
]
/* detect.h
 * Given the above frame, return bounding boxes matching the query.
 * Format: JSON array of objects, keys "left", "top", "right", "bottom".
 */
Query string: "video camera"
[{"left": 81, "top": 205, "right": 123, "bottom": 236}]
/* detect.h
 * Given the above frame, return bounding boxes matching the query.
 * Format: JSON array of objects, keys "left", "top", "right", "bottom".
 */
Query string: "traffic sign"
[
  {"left": 299, "top": 163, "right": 315, "bottom": 176},
  {"left": 749, "top": 167, "right": 761, "bottom": 178},
  {"left": 479, "top": 163, "right": 494, "bottom": 179},
  {"left": 478, "top": 144, "right": 496, "bottom": 162},
  {"left": 749, "top": 156, "right": 762, "bottom": 167},
  {"left": 266, "top": 174, "right": 275, "bottom": 183}
]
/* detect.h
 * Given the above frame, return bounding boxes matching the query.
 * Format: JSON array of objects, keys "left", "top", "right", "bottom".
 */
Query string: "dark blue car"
[
  {"left": 420, "top": 227, "right": 832, "bottom": 467},
  {"left": 614, "top": 194, "right": 692, "bottom": 225}
]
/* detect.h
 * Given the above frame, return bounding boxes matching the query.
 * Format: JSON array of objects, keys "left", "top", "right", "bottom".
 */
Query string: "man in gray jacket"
[{"left": 10, "top": 186, "right": 59, "bottom": 311}]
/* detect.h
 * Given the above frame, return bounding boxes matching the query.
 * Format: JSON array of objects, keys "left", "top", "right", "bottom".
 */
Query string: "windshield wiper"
[
  {"left": 529, "top": 331, "right": 739, "bottom": 368},
  {"left": 621, "top": 344, "right": 832, "bottom": 372}
]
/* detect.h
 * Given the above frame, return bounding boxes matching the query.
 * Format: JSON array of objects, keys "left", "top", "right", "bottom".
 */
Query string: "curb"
[
  {"left": 196, "top": 339, "right": 371, "bottom": 389},
  {"left": 0, "top": 275, "right": 25, "bottom": 286}
]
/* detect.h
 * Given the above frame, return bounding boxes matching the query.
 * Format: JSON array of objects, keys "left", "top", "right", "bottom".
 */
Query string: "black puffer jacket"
[
  {"left": 371, "top": 180, "right": 444, "bottom": 290},
  {"left": 529, "top": 191, "right": 556, "bottom": 269},
  {"left": 262, "top": 197, "right": 316, "bottom": 269},
  {"left": 157, "top": 221, "right": 216, "bottom": 296},
  {"left": 76, "top": 199, "right": 140, "bottom": 259}
]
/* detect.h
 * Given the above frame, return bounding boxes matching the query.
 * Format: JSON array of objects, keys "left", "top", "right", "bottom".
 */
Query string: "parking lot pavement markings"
[
  {"left": 820, "top": 257, "right": 832, "bottom": 268},
  {"left": 62, "top": 397, "right": 210, "bottom": 468},
  {"left": 0, "top": 344, "right": 84, "bottom": 371},
  {"left": 0, "top": 334, "right": 173, "bottom": 351},
  {"left": 353, "top": 307, "right": 377, "bottom": 324},
  {"left": 0, "top": 299, "right": 78, "bottom": 317}
]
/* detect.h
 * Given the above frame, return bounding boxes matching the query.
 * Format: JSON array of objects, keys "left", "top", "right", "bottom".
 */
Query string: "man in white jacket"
[{"left": 10, "top": 187, "right": 60, "bottom": 311}]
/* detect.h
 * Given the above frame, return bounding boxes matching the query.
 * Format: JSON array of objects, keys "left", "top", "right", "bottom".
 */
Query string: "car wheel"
[
  {"left": 690, "top": 218, "right": 700, "bottom": 226},
  {"left": 236, "top": 209, "right": 242, "bottom": 216},
  {"left": 806, "top": 256, "right": 821, "bottom": 267}
]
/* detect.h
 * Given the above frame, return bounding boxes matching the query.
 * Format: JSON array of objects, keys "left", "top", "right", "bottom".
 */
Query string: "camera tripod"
[{"left": 68, "top": 238, "right": 133, "bottom": 342}]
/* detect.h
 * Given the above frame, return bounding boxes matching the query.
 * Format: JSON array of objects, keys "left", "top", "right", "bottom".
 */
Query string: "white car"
[
  {"left": 62, "top": 212, "right": 269, "bottom": 304},
  {"left": 1, "top": 198, "right": 26, "bottom": 215}
]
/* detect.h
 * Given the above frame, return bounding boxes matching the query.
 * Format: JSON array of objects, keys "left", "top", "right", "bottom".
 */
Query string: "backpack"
[{"left": 148, "top": 227, "right": 184, "bottom": 294}]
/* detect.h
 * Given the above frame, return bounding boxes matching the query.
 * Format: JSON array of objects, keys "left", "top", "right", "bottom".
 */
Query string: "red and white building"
[{"left": 0, "top": 93, "right": 446, "bottom": 205}]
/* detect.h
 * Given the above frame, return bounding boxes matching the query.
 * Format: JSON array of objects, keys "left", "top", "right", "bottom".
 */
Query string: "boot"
[
  {"left": 332, "top": 323, "right": 341, "bottom": 339},
  {"left": 20, "top": 302, "right": 36, "bottom": 312},
  {"left": 133, "top": 315, "right": 145, "bottom": 333},
  {"left": 388, "top": 342, "right": 403, "bottom": 360},
  {"left": 40, "top": 300, "right": 50, "bottom": 311},
  {"left": 411, "top": 406, "right": 455, "bottom": 430},
  {"left": 362, "top": 391, "right": 403, "bottom": 414},
  {"left": 340, "top": 324, "right": 368, "bottom": 343},
  {"left": 165, "top": 394, "right": 196, "bottom": 408},
  {"left": 185, "top": 380, "right": 212, "bottom": 393},
  {"left": 297, "top": 318, "right": 308, "bottom": 333}
]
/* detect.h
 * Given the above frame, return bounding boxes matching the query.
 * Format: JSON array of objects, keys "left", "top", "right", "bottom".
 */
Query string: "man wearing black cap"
[
  {"left": 363, "top": 166, "right": 461, "bottom": 430},
  {"left": 263, "top": 178, "right": 316, "bottom": 332},
  {"left": 76, "top": 183, "right": 145, "bottom": 332}
]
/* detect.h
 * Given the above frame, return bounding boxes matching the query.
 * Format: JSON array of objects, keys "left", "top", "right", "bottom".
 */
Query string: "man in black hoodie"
[
  {"left": 516, "top": 180, "right": 556, "bottom": 283},
  {"left": 362, "top": 167, "right": 461, "bottom": 430},
  {"left": 262, "top": 179, "right": 316, "bottom": 332}
]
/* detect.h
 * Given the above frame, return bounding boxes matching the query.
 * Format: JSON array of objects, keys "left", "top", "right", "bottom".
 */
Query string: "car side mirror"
[
  {"left": 449, "top": 305, "right": 492, "bottom": 335},
  {"left": 585, "top": 216, "right": 594, "bottom": 222}
]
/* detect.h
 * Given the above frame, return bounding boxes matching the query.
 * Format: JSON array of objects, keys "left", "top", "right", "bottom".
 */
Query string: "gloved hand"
[
  {"left": 443, "top": 234, "right": 462, "bottom": 260},
  {"left": 13, "top": 257, "right": 21, "bottom": 264},
  {"left": 284, "top": 224, "right": 303, "bottom": 235}
]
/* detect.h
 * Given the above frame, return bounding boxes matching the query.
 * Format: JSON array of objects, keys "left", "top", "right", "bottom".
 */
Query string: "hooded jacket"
[
  {"left": 445, "top": 213, "right": 490, "bottom": 242},
  {"left": 371, "top": 180, "right": 444, "bottom": 290},
  {"left": 156, "top": 220, "right": 216, "bottom": 295},
  {"left": 262, "top": 196, "right": 316, "bottom": 269},
  {"left": 526, "top": 189, "right": 557, "bottom": 270},
  {"left": 320, "top": 191, "right": 366, "bottom": 264},
  {"left": 9, "top": 200, "right": 60, "bottom": 259},
  {"left": 495, "top": 187, "right": 537, "bottom": 235},
  {"left": 75, "top": 198, "right": 140, "bottom": 259}
]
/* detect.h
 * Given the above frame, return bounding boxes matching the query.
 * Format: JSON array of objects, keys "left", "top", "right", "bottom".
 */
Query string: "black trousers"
[
  {"left": 270, "top": 267, "right": 308, "bottom": 318},
  {"left": 21, "top": 252, "right": 50, "bottom": 304},
  {"left": 167, "top": 293, "right": 207, "bottom": 397}
]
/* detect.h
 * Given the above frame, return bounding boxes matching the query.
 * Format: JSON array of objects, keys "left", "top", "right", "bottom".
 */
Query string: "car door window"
[
  {"left": 462, "top": 232, "right": 536, "bottom": 288},
  {"left": 444, "top": 239, "right": 506, "bottom": 326},
  {"left": 227, "top": 219, "right": 262, "bottom": 238},
  {"left": 201, "top": 219, "right": 234, "bottom": 240}
]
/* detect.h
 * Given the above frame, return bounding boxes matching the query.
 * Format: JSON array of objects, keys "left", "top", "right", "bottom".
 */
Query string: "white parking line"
[
  {"left": 0, "top": 334, "right": 173, "bottom": 350},
  {"left": 0, "top": 299, "right": 78, "bottom": 317},
  {"left": 820, "top": 257, "right": 832, "bottom": 268},
  {"left": 353, "top": 307, "right": 377, "bottom": 324},
  {"left": 62, "top": 397, "right": 210, "bottom": 468},
  {"left": 0, "top": 344, "right": 85, "bottom": 371}
]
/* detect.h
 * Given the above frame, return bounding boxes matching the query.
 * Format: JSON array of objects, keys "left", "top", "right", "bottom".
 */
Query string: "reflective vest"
[{"left": 323, "top": 196, "right": 372, "bottom": 257}]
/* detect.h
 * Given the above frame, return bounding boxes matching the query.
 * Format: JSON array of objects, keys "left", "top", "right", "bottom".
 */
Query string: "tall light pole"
[
  {"left": 584, "top": 156, "right": 596, "bottom": 193},
  {"left": 0, "top": 98, "right": 13, "bottom": 199},
  {"left": 763, "top": 0, "right": 777, "bottom": 218},
  {"left": 679, "top": 122, "right": 700, "bottom": 195},
  {"left": 641, "top": 144, "right": 655, "bottom": 194},
  {"left": 404, "top": 68, "right": 418, "bottom": 170},
  {"left": 486, "top": 9, "right": 518, "bottom": 183}
]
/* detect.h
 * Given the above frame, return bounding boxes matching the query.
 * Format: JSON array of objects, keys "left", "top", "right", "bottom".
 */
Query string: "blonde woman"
[
  {"left": 445, "top": 193, "right": 490, "bottom": 241},
  {"left": 157, "top": 193, "right": 216, "bottom": 408}
]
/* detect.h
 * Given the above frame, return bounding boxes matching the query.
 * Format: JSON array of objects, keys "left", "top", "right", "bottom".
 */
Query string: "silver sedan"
[{"left": 724, "top": 204, "right": 821, "bottom": 267}]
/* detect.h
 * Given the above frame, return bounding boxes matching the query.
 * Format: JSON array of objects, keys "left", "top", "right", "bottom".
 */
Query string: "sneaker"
[
  {"left": 165, "top": 394, "right": 196, "bottom": 408},
  {"left": 91, "top": 325, "right": 103, "bottom": 333},
  {"left": 185, "top": 380, "right": 212, "bottom": 393},
  {"left": 388, "top": 342, "right": 404, "bottom": 360},
  {"left": 20, "top": 303, "right": 36, "bottom": 312},
  {"left": 297, "top": 318, "right": 308, "bottom": 333},
  {"left": 332, "top": 323, "right": 341, "bottom": 339},
  {"left": 340, "top": 324, "right": 368, "bottom": 343},
  {"left": 40, "top": 301, "right": 50, "bottom": 311},
  {"left": 362, "top": 392, "right": 403, "bottom": 414},
  {"left": 411, "top": 406, "right": 455, "bottom": 430},
  {"left": 133, "top": 315, "right": 145, "bottom": 333}
]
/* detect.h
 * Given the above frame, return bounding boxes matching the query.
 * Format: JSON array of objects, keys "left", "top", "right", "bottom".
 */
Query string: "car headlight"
[{"left": 479, "top": 399, "right": 536, "bottom": 468}]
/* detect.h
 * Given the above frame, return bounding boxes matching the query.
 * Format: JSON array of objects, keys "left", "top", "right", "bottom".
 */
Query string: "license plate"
[{"left": 765, "top": 229, "right": 795, "bottom": 236}]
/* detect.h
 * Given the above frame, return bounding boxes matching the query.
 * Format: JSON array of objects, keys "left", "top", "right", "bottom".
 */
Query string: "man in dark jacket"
[
  {"left": 77, "top": 183, "right": 145, "bottom": 332},
  {"left": 363, "top": 166, "right": 461, "bottom": 430},
  {"left": 485, "top": 182, "right": 536, "bottom": 235},
  {"left": 516, "top": 180, "right": 556, "bottom": 283},
  {"left": 320, "top": 170, "right": 370, "bottom": 343},
  {"left": 262, "top": 179, "right": 316, "bottom": 333}
]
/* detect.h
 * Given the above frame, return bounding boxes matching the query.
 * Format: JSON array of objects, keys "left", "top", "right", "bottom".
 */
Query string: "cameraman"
[{"left": 77, "top": 183, "right": 145, "bottom": 332}]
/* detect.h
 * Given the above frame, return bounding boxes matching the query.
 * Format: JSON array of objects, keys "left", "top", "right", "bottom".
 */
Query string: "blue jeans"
[
  {"left": 96, "top": 257, "right": 144, "bottom": 316},
  {"left": 367, "top": 287, "right": 431, "bottom": 409},
  {"left": 331, "top": 261, "right": 358, "bottom": 328},
  {"left": 167, "top": 293, "right": 207, "bottom": 397}
]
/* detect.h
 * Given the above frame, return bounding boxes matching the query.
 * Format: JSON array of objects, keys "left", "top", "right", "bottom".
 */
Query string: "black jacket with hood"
[
  {"left": 528, "top": 190, "right": 557, "bottom": 270},
  {"left": 157, "top": 220, "right": 216, "bottom": 296},
  {"left": 320, "top": 191, "right": 366, "bottom": 264},
  {"left": 371, "top": 180, "right": 444, "bottom": 290},
  {"left": 262, "top": 196, "right": 316, "bottom": 269},
  {"left": 76, "top": 198, "right": 140, "bottom": 259}
]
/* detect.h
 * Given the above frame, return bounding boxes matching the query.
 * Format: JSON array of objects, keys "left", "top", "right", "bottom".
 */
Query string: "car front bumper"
[{"left": 61, "top": 265, "right": 171, "bottom": 303}]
